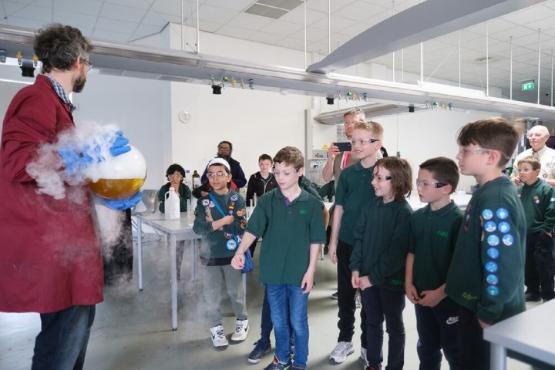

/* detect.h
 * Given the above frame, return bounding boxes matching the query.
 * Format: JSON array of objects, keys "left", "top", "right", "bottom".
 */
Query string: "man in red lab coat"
[{"left": 0, "top": 24, "right": 111, "bottom": 370}]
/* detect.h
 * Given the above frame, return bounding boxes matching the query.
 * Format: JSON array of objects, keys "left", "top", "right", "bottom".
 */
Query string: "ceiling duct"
[
  {"left": 314, "top": 103, "right": 419, "bottom": 125},
  {"left": 1, "top": 25, "right": 555, "bottom": 124}
]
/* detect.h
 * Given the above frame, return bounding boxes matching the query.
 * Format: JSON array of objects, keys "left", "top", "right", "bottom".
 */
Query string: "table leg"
[
  {"left": 137, "top": 218, "right": 143, "bottom": 291},
  {"left": 490, "top": 343, "right": 507, "bottom": 370},
  {"left": 192, "top": 239, "right": 198, "bottom": 281},
  {"left": 170, "top": 234, "right": 178, "bottom": 331}
]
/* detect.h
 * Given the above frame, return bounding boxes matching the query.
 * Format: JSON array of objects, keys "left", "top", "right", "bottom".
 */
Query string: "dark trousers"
[
  {"left": 415, "top": 300, "right": 460, "bottom": 370},
  {"left": 525, "top": 231, "right": 555, "bottom": 300},
  {"left": 459, "top": 306, "right": 489, "bottom": 370},
  {"left": 362, "top": 286, "right": 405, "bottom": 370},
  {"left": 337, "top": 240, "right": 366, "bottom": 347},
  {"left": 103, "top": 209, "right": 133, "bottom": 285},
  {"left": 32, "top": 305, "right": 96, "bottom": 370}
]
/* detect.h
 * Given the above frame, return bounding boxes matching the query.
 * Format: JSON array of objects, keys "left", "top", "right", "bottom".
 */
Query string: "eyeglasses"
[
  {"left": 373, "top": 175, "right": 391, "bottom": 182},
  {"left": 351, "top": 139, "right": 380, "bottom": 146},
  {"left": 457, "top": 147, "right": 490, "bottom": 157},
  {"left": 416, "top": 179, "right": 447, "bottom": 189},
  {"left": 207, "top": 171, "right": 227, "bottom": 178},
  {"left": 80, "top": 58, "right": 93, "bottom": 70}
]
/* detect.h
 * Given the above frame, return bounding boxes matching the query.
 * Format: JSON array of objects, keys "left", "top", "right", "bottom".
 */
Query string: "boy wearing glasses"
[
  {"left": 328, "top": 120, "right": 383, "bottom": 365},
  {"left": 405, "top": 157, "right": 463, "bottom": 370},
  {"left": 446, "top": 118, "right": 526, "bottom": 370},
  {"left": 193, "top": 158, "right": 249, "bottom": 349}
]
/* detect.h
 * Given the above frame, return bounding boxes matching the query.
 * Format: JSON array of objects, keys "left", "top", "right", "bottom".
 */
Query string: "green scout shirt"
[
  {"left": 246, "top": 188, "right": 326, "bottom": 285},
  {"left": 193, "top": 190, "right": 247, "bottom": 262},
  {"left": 519, "top": 179, "right": 555, "bottom": 234},
  {"left": 158, "top": 182, "right": 191, "bottom": 213},
  {"left": 408, "top": 201, "right": 463, "bottom": 294},
  {"left": 446, "top": 176, "right": 526, "bottom": 324},
  {"left": 350, "top": 197, "right": 413, "bottom": 291},
  {"left": 335, "top": 161, "right": 376, "bottom": 245}
]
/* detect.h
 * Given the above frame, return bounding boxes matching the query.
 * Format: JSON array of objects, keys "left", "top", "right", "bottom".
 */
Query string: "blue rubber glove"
[
  {"left": 110, "top": 131, "right": 131, "bottom": 157},
  {"left": 98, "top": 192, "right": 142, "bottom": 210},
  {"left": 58, "top": 145, "right": 101, "bottom": 176}
]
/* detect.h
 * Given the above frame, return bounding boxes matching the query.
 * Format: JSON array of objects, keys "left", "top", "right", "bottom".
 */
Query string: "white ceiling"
[{"left": 2, "top": 0, "right": 555, "bottom": 104}]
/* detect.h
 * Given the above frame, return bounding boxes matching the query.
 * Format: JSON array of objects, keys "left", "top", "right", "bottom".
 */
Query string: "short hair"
[
  {"left": 273, "top": 146, "right": 304, "bottom": 171},
  {"left": 258, "top": 154, "right": 273, "bottom": 162},
  {"left": 34, "top": 24, "right": 92, "bottom": 73},
  {"left": 344, "top": 108, "right": 366, "bottom": 120},
  {"left": 353, "top": 120, "right": 384, "bottom": 139},
  {"left": 166, "top": 163, "right": 185, "bottom": 177},
  {"left": 457, "top": 117, "right": 520, "bottom": 167},
  {"left": 218, "top": 140, "right": 233, "bottom": 151},
  {"left": 375, "top": 157, "right": 412, "bottom": 201},
  {"left": 517, "top": 156, "right": 541, "bottom": 171},
  {"left": 419, "top": 157, "right": 459, "bottom": 194}
]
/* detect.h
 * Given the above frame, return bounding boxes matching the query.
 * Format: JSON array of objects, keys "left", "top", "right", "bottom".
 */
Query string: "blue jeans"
[
  {"left": 266, "top": 284, "right": 309, "bottom": 368},
  {"left": 259, "top": 287, "right": 295, "bottom": 349},
  {"left": 32, "top": 305, "right": 96, "bottom": 370}
]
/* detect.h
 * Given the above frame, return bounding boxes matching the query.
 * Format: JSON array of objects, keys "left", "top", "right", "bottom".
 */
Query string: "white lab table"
[
  {"left": 484, "top": 299, "right": 555, "bottom": 369},
  {"left": 134, "top": 212, "right": 201, "bottom": 331}
]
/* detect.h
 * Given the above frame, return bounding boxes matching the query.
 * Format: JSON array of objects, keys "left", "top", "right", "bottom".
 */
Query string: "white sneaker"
[
  {"left": 329, "top": 341, "right": 354, "bottom": 364},
  {"left": 230, "top": 319, "right": 249, "bottom": 342},
  {"left": 210, "top": 325, "right": 228, "bottom": 348},
  {"left": 360, "top": 347, "right": 369, "bottom": 366}
]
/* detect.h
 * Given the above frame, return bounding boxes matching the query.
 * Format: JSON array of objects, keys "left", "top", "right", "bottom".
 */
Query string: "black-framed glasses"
[{"left": 416, "top": 180, "right": 448, "bottom": 188}]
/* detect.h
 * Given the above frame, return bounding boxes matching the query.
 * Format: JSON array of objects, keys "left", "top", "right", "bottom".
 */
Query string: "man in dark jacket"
[{"left": 195, "top": 140, "right": 247, "bottom": 198}]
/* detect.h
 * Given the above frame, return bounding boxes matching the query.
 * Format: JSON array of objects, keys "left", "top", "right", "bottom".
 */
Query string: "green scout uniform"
[
  {"left": 350, "top": 197, "right": 413, "bottom": 291},
  {"left": 246, "top": 188, "right": 326, "bottom": 285},
  {"left": 193, "top": 190, "right": 247, "bottom": 264},
  {"left": 409, "top": 201, "right": 463, "bottom": 301},
  {"left": 446, "top": 176, "right": 526, "bottom": 324},
  {"left": 519, "top": 179, "right": 555, "bottom": 233},
  {"left": 335, "top": 161, "right": 376, "bottom": 245}
]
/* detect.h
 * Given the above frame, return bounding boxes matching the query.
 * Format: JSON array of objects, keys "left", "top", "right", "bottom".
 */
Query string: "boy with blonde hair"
[{"left": 328, "top": 120, "right": 384, "bottom": 365}]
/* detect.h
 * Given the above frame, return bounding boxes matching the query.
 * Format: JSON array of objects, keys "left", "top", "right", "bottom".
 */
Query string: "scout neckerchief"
[{"left": 208, "top": 192, "right": 241, "bottom": 251}]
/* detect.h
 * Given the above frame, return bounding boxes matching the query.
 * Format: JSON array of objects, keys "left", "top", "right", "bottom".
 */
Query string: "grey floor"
[{"left": 0, "top": 235, "right": 537, "bottom": 370}]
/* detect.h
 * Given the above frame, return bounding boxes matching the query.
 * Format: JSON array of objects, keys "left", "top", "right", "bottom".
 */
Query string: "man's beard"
[{"left": 73, "top": 75, "right": 87, "bottom": 93}]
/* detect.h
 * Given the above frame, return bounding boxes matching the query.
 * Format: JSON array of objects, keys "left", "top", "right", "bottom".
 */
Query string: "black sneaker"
[
  {"left": 248, "top": 340, "right": 272, "bottom": 364},
  {"left": 525, "top": 292, "right": 541, "bottom": 302},
  {"left": 263, "top": 356, "right": 291, "bottom": 370}
]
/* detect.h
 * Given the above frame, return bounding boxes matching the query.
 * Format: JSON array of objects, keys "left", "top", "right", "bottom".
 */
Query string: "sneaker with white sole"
[
  {"left": 210, "top": 325, "right": 228, "bottom": 349},
  {"left": 329, "top": 341, "right": 354, "bottom": 364},
  {"left": 231, "top": 319, "right": 249, "bottom": 342}
]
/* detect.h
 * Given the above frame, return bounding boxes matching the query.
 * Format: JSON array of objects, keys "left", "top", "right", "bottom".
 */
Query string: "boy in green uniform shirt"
[
  {"left": 446, "top": 118, "right": 526, "bottom": 370},
  {"left": 231, "top": 146, "right": 326, "bottom": 370},
  {"left": 405, "top": 157, "right": 463, "bottom": 370},
  {"left": 328, "top": 120, "right": 384, "bottom": 365},
  {"left": 517, "top": 156, "right": 555, "bottom": 302},
  {"left": 193, "top": 158, "right": 249, "bottom": 350}
]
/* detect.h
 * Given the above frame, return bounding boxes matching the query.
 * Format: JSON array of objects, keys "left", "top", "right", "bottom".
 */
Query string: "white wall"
[
  {"left": 168, "top": 24, "right": 311, "bottom": 179},
  {"left": 73, "top": 74, "right": 172, "bottom": 190}
]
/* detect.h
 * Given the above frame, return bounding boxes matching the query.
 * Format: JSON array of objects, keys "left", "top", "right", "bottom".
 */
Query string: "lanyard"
[{"left": 208, "top": 193, "right": 240, "bottom": 250}]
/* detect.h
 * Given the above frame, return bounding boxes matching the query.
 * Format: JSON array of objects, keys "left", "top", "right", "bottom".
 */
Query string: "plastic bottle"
[
  {"left": 192, "top": 170, "right": 201, "bottom": 189},
  {"left": 165, "top": 187, "right": 180, "bottom": 220}
]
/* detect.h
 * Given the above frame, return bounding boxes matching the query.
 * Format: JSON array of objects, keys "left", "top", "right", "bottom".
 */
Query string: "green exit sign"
[{"left": 522, "top": 80, "right": 535, "bottom": 91}]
